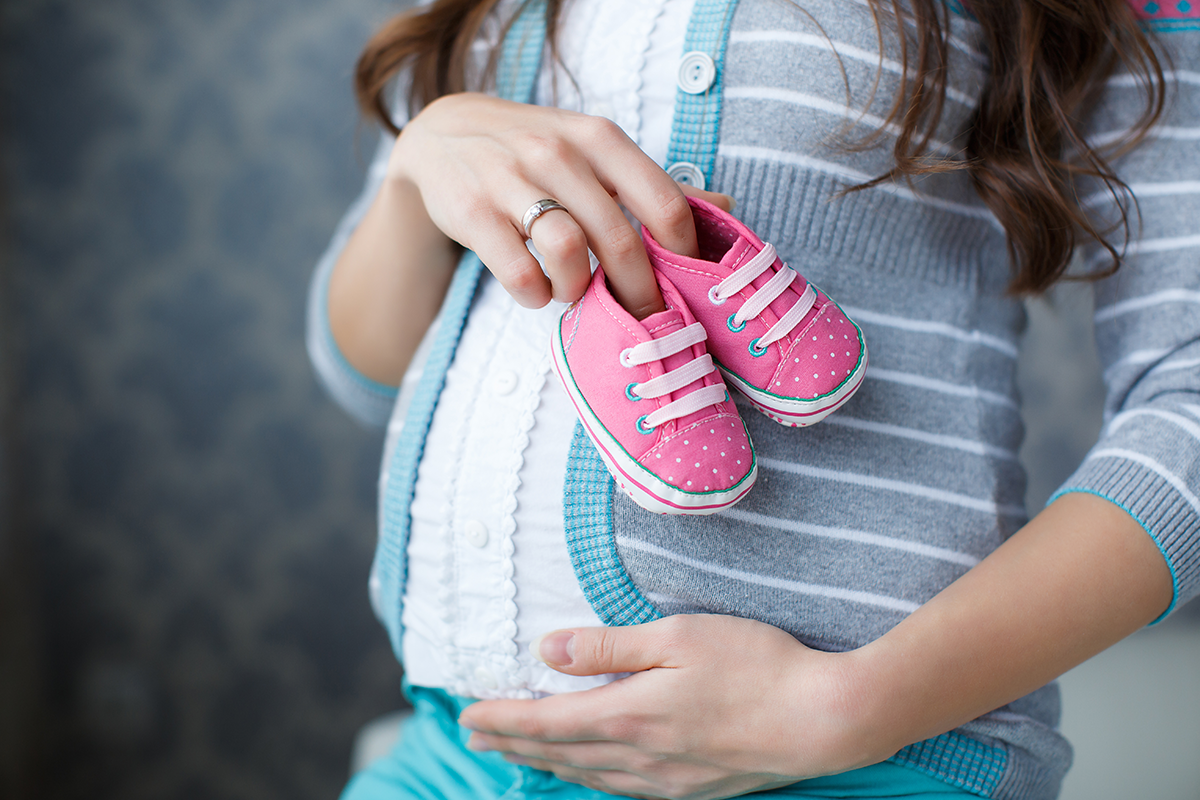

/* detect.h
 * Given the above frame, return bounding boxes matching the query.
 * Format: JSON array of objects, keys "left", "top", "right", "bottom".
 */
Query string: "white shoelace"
[
  {"left": 708, "top": 243, "right": 817, "bottom": 351},
  {"left": 621, "top": 321, "right": 727, "bottom": 431}
]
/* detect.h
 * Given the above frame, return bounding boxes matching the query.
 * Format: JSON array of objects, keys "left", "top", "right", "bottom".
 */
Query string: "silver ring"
[{"left": 521, "top": 198, "right": 568, "bottom": 238}]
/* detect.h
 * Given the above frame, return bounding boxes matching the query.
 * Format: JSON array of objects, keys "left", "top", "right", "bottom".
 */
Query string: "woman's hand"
[
  {"left": 456, "top": 615, "right": 885, "bottom": 800},
  {"left": 392, "top": 93, "right": 732, "bottom": 319},
  {"left": 455, "top": 496, "right": 1174, "bottom": 800},
  {"left": 327, "top": 93, "right": 731, "bottom": 385}
]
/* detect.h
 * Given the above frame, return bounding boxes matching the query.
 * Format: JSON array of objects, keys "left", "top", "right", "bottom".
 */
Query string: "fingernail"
[
  {"left": 721, "top": 194, "right": 737, "bottom": 210},
  {"left": 533, "top": 630, "right": 575, "bottom": 666},
  {"left": 465, "top": 734, "right": 491, "bottom": 752},
  {"left": 458, "top": 715, "right": 478, "bottom": 732}
]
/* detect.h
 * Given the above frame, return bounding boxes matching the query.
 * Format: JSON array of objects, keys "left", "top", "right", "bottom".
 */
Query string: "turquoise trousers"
[{"left": 341, "top": 686, "right": 977, "bottom": 800}]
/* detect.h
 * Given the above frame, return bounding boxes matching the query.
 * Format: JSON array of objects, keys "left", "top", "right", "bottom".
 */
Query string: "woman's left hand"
[{"left": 456, "top": 614, "right": 885, "bottom": 800}]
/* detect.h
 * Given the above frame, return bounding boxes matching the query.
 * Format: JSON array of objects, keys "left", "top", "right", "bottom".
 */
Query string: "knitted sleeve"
[
  {"left": 305, "top": 132, "right": 400, "bottom": 427},
  {"left": 305, "top": 0, "right": 471, "bottom": 425},
  {"left": 1053, "top": 28, "right": 1200, "bottom": 619}
]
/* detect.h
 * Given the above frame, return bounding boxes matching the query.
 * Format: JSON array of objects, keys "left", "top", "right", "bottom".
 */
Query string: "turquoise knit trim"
[
  {"left": 374, "top": 0, "right": 548, "bottom": 659},
  {"left": 497, "top": 0, "right": 548, "bottom": 100},
  {"left": 888, "top": 731, "right": 1008, "bottom": 798},
  {"left": 665, "top": 0, "right": 740, "bottom": 187},
  {"left": 1048, "top": 486, "right": 1180, "bottom": 624},
  {"left": 377, "top": 251, "right": 485, "bottom": 656},
  {"left": 563, "top": 424, "right": 662, "bottom": 627}
]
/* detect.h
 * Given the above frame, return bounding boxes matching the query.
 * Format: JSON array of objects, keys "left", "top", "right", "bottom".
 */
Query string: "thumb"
[{"left": 532, "top": 624, "right": 668, "bottom": 676}]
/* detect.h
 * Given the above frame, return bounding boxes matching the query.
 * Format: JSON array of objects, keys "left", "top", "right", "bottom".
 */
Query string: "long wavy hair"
[{"left": 354, "top": 0, "right": 1165, "bottom": 294}]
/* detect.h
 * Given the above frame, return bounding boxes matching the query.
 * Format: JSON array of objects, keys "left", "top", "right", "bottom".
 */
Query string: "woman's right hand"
[{"left": 391, "top": 92, "right": 731, "bottom": 320}]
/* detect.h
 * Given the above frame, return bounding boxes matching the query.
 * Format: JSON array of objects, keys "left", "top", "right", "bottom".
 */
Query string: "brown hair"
[{"left": 354, "top": 0, "right": 1165, "bottom": 294}]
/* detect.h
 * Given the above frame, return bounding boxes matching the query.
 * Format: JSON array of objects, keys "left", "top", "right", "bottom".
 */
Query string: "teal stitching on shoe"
[
  {"left": 726, "top": 312, "right": 746, "bottom": 333},
  {"left": 625, "top": 382, "right": 641, "bottom": 401},
  {"left": 373, "top": 0, "right": 548, "bottom": 659}
]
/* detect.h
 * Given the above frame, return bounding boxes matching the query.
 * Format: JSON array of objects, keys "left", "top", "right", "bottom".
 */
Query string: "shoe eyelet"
[
  {"left": 708, "top": 285, "right": 727, "bottom": 306},
  {"left": 619, "top": 348, "right": 635, "bottom": 368},
  {"left": 748, "top": 338, "right": 768, "bottom": 357},
  {"left": 726, "top": 313, "right": 746, "bottom": 333},
  {"left": 625, "top": 382, "right": 641, "bottom": 401},
  {"left": 635, "top": 415, "right": 656, "bottom": 435}
]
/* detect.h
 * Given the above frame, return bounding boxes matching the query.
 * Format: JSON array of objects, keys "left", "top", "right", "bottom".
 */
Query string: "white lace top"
[{"left": 395, "top": 0, "right": 697, "bottom": 699}]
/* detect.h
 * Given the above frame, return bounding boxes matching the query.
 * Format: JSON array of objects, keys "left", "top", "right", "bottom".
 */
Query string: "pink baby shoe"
[
  {"left": 643, "top": 197, "right": 867, "bottom": 427},
  {"left": 552, "top": 267, "right": 757, "bottom": 515}
]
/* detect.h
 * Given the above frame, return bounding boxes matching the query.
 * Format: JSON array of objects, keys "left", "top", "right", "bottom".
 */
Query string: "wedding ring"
[{"left": 521, "top": 198, "right": 569, "bottom": 238}]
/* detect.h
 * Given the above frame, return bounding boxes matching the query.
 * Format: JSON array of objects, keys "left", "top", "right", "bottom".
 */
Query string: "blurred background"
[
  {"left": 0, "top": 1, "right": 1196, "bottom": 799},
  {"left": 1, "top": 1, "right": 407, "bottom": 797}
]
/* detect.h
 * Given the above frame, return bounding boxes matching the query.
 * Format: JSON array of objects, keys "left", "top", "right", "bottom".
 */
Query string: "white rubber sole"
[
  {"left": 551, "top": 326, "right": 757, "bottom": 516},
  {"left": 720, "top": 340, "right": 868, "bottom": 428}
]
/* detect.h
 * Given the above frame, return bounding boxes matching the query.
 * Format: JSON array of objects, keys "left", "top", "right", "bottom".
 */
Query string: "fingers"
[
  {"left": 533, "top": 621, "right": 676, "bottom": 675},
  {"left": 468, "top": 733, "right": 628, "bottom": 768},
  {"left": 531, "top": 164, "right": 663, "bottom": 318},
  {"left": 523, "top": 205, "right": 592, "bottom": 303},
  {"left": 466, "top": 207, "right": 558, "bottom": 308},
  {"left": 458, "top": 687, "right": 624, "bottom": 742},
  {"left": 399, "top": 96, "right": 741, "bottom": 313},
  {"left": 582, "top": 118, "right": 698, "bottom": 263}
]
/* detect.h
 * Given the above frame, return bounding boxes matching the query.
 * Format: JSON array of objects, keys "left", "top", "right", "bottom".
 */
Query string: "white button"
[
  {"left": 474, "top": 666, "right": 498, "bottom": 690},
  {"left": 677, "top": 51, "right": 716, "bottom": 94},
  {"left": 667, "top": 162, "right": 706, "bottom": 190},
  {"left": 464, "top": 520, "right": 489, "bottom": 548},
  {"left": 492, "top": 369, "right": 518, "bottom": 396}
]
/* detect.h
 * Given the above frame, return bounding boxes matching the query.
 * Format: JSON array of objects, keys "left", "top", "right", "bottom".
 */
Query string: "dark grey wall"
[{"left": 1, "top": 1, "right": 409, "bottom": 798}]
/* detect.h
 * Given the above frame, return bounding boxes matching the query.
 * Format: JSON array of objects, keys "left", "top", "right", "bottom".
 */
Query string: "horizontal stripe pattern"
[
  {"left": 865, "top": 367, "right": 1018, "bottom": 410},
  {"left": 842, "top": 305, "right": 1019, "bottom": 358},
  {"left": 718, "top": 144, "right": 999, "bottom": 222},
  {"left": 1094, "top": 288, "right": 1200, "bottom": 322},
  {"left": 758, "top": 457, "right": 1027, "bottom": 516},
  {"left": 727, "top": 29, "right": 978, "bottom": 106},
  {"left": 615, "top": 536, "right": 923, "bottom": 612},
  {"left": 725, "top": 85, "right": 956, "bottom": 156},
  {"left": 821, "top": 414, "right": 1019, "bottom": 461},
  {"left": 1109, "top": 407, "right": 1200, "bottom": 443},
  {"left": 1085, "top": 448, "right": 1200, "bottom": 520},
  {"left": 1084, "top": 232, "right": 1200, "bottom": 271},
  {"left": 1081, "top": 179, "right": 1200, "bottom": 208},
  {"left": 723, "top": 507, "right": 982, "bottom": 565},
  {"left": 1108, "top": 69, "right": 1200, "bottom": 87}
]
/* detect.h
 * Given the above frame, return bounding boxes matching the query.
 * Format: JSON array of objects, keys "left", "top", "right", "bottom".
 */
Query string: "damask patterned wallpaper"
[{"left": 2, "top": 1, "right": 412, "bottom": 798}]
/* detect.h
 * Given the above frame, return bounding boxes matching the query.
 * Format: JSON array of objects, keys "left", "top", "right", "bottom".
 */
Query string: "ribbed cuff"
[{"left": 1053, "top": 452, "right": 1200, "bottom": 622}]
